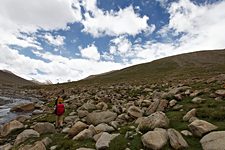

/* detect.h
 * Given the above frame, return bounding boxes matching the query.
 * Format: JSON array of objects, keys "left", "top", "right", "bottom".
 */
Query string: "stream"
[{"left": 0, "top": 96, "right": 32, "bottom": 125}]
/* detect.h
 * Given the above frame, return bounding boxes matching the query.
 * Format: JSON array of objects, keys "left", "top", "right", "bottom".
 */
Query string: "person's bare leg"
[
  {"left": 56, "top": 116, "right": 59, "bottom": 128},
  {"left": 59, "top": 115, "right": 63, "bottom": 127}
]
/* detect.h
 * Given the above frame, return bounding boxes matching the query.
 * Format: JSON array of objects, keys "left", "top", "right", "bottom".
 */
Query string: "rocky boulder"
[
  {"left": 137, "top": 111, "right": 169, "bottom": 132},
  {"left": 73, "top": 129, "right": 94, "bottom": 140},
  {"left": 183, "top": 108, "right": 197, "bottom": 122},
  {"left": 188, "top": 120, "right": 218, "bottom": 137},
  {"left": 200, "top": 131, "right": 225, "bottom": 150},
  {"left": 0, "top": 143, "right": 12, "bottom": 150},
  {"left": 215, "top": 89, "right": 225, "bottom": 97},
  {"left": 86, "top": 111, "right": 117, "bottom": 125},
  {"left": 94, "top": 123, "right": 115, "bottom": 133},
  {"left": 192, "top": 97, "right": 206, "bottom": 103},
  {"left": 33, "top": 122, "right": 55, "bottom": 134},
  {"left": 10, "top": 103, "right": 35, "bottom": 112},
  {"left": 141, "top": 128, "right": 168, "bottom": 150},
  {"left": 127, "top": 106, "right": 143, "bottom": 118},
  {"left": 167, "top": 128, "right": 188, "bottom": 150},
  {"left": 1, "top": 120, "right": 24, "bottom": 137},
  {"left": 14, "top": 129, "right": 40, "bottom": 145},
  {"left": 95, "top": 132, "right": 119, "bottom": 150},
  {"left": 19, "top": 141, "right": 46, "bottom": 150},
  {"left": 68, "top": 121, "right": 88, "bottom": 138}
]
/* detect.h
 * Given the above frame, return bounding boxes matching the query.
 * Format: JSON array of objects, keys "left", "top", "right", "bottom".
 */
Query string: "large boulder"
[
  {"left": 10, "top": 103, "right": 35, "bottom": 112},
  {"left": 14, "top": 129, "right": 40, "bottom": 145},
  {"left": 18, "top": 141, "right": 46, "bottom": 150},
  {"left": 94, "top": 123, "right": 115, "bottom": 134},
  {"left": 0, "top": 143, "right": 12, "bottom": 150},
  {"left": 86, "top": 111, "right": 117, "bottom": 125},
  {"left": 192, "top": 97, "right": 206, "bottom": 103},
  {"left": 157, "top": 100, "right": 168, "bottom": 112},
  {"left": 167, "top": 128, "right": 188, "bottom": 150},
  {"left": 141, "top": 128, "right": 168, "bottom": 150},
  {"left": 127, "top": 106, "right": 143, "bottom": 118},
  {"left": 215, "top": 90, "right": 225, "bottom": 97},
  {"left": 96, "top": 102, "right": 108, "bottom": 110},
  {"left": 68, "top": 121, "right": 88, "bottom": 138},
  {"left": 33, "top": 122, "right": 55, "bottom": 134},
  {"left": 95, "top": 132, "right": 119, "bottom": 150},
  {"left": 188, "top": 120, "right": 218, "bottom": 137},
  {"left": 73, "top": 129, "right": 94, "bottom": 140},
  {"left": 200, "top": 131, "right": 225, "bottom": 150},
  {"left": 137, "top": 111, "right": 169, "bottom": 132},
  {"left": 1, "top": 120, "right": 24, "bottom": 137},
  {"left": 80, "top": 103, "right": 96, "bottom": 111},
  {"left": 183, "top": 108, "right": 197, "bottom": 122},
  {"left": 145, "top": 99, "right": 160, "bottom": 115}
]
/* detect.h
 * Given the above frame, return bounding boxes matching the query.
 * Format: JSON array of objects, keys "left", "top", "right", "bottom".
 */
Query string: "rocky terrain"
[{"left": 1, "top": 49, "right": 225, "bottom": 150}]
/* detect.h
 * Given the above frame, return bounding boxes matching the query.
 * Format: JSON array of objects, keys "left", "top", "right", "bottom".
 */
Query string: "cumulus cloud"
[
  {"left": 44, "top": 33, "right": 65, "bottom": 46},
  {"left": 0, "top": 45, "right": 124, "bottom": 83},
  {"left": 80, "top": 44, "right": 101, "bottom": 61},
  {"left": 0, "top": 0, "right": 81, "bottom": 48},
  {"left": 81, "top": 0, "right": 152, "bottom": 37},
  {"left": 131, "top": 0, "right": 225, "bottom": 64}
]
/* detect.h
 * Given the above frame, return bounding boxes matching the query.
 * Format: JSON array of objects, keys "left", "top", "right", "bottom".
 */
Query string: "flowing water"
[{"left": 0, "top": 96, "right": 32, "bottom": 125}]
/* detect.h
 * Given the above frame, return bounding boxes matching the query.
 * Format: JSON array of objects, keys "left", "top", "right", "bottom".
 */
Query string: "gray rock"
[
  {"left": 183, "top": 108, "right": 197, "bottom": 122},
  {"left": 145, "top": 99, "right": 160, "bottom": 115},
  {"left": 169, "top": 100, "right": 177, "bottom": 107},
  {"left": 10, "top": 102, "right": 35, "bottom": 112},
  {"left": 200, "top": 131, "right": 225, "bottom": 150},
  {"left": 215, "top": 90, "right": 225, "bottom": 97},
  {"left": 95, "top": 132, "right": 119, "bottom": 150},
  {"left": 14, "top": 129, "right": 40, "bottom": 145},
  {"left": 127, "top": 106, "right": 143, "bottom": 118},
  {"left": 192, "top": 97, "right": 206, "bottom": 103},
  {"left": 137, "top": 111, "right": 169, "bottom": 132},
  {"left": 41, "top": 137, "right": 52, "bottom": 147},
  {"left": 19, "top": 141, "right": 46, "bottom": 150},
  {"left": 33, "top": 122, "right": 55, "bottom": 134},
  {"left": 86, "top": 111, "right": 117, "bottom": 125},
  {"left": 1, "top": 120, "right": 24, "bottom": 137},
  {"left": 94, "top": 123, "right": 115, "bottom": 134},
  {"left": 64, "top": 116, "right": 78, "bottom": 123},
  {"left": 16, "top": 115, "right": 31, "bottom": 123},
  {"left": 0, "top": 143, "right": 12, "bottom": 150},
  {"left": 167, "top": 128, "right": 188, "bottom": 150},
  {"left": 141, "top": 128, "right": 168, "bottom": 150},
  {"left": 188, "top": 120, "right": 218, "bottom": 137},
  {"left": 77, "top": 110, "right": 89, "bottom": 118},
  {"left": 68, "top": 121, "right": 88, "bottom": 138},
  {"left": 32, "top": 109, "right": 43, "bottom": 115},
  {"left": 73, "top": 129, "right": 94, "bottom": 140},
  {"left": 181, "top": 130, "right": 193, "bottom": 136},
  {"left": 96, "top": 102, "right": 108, "bottom": 110}
]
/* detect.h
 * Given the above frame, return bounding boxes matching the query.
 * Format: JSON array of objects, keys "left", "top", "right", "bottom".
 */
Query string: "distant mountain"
[
  {"left": 30, "top": 79, "right": 53, "bottom": 85},
  {"left": 0, "top": 70, "right": 35, "bottom": 86},
  {"left": 65, "top": 49, "right": 225, "bottom": 86}
]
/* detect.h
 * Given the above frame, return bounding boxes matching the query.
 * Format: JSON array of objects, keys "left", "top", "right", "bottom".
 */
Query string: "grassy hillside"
[
  {"left": 0, "top": 70, "right": 35, "bottom": 87},
  {"left": 53, "top": 49, "right": 225, "bottom": 88}
]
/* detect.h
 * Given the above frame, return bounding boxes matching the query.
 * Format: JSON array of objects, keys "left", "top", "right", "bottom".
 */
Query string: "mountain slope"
[
  {"left": 0, "top": 70, "right": 35, "bottom": 86},
  {"left": 66, "top": 49, "right": 225, "bottom": 86}
]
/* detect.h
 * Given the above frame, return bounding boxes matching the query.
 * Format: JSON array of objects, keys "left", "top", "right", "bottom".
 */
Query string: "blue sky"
[{"left": 0, "top": 0, "right": 225, "bottom": 83}]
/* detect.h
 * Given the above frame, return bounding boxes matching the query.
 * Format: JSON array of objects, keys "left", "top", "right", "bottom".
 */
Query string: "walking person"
[{"left": 54, "top": 96, "right": 65, "bottom": 128}]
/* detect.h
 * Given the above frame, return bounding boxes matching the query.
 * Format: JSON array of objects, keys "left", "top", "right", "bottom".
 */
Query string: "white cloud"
[
  {"left": 131, "top": 0, "right": 225, "bottom": 64},
  {"left": 110, "top": 36, "right": 132, "bottom": 54},
  {"left": 81, "top": 0, "right": 152, "bottom": 37},
  {"left": 80, "top": 44, "right": 101, "bottom": 61},
  {"left": 0, "top": 0, "right": 81, "bottom": 48},
  {"left": 44, "top": 33, "right": 65, "bottom": 46},
  {"left": 0, "top": 45, "right": 124, "bottom": 83}
]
